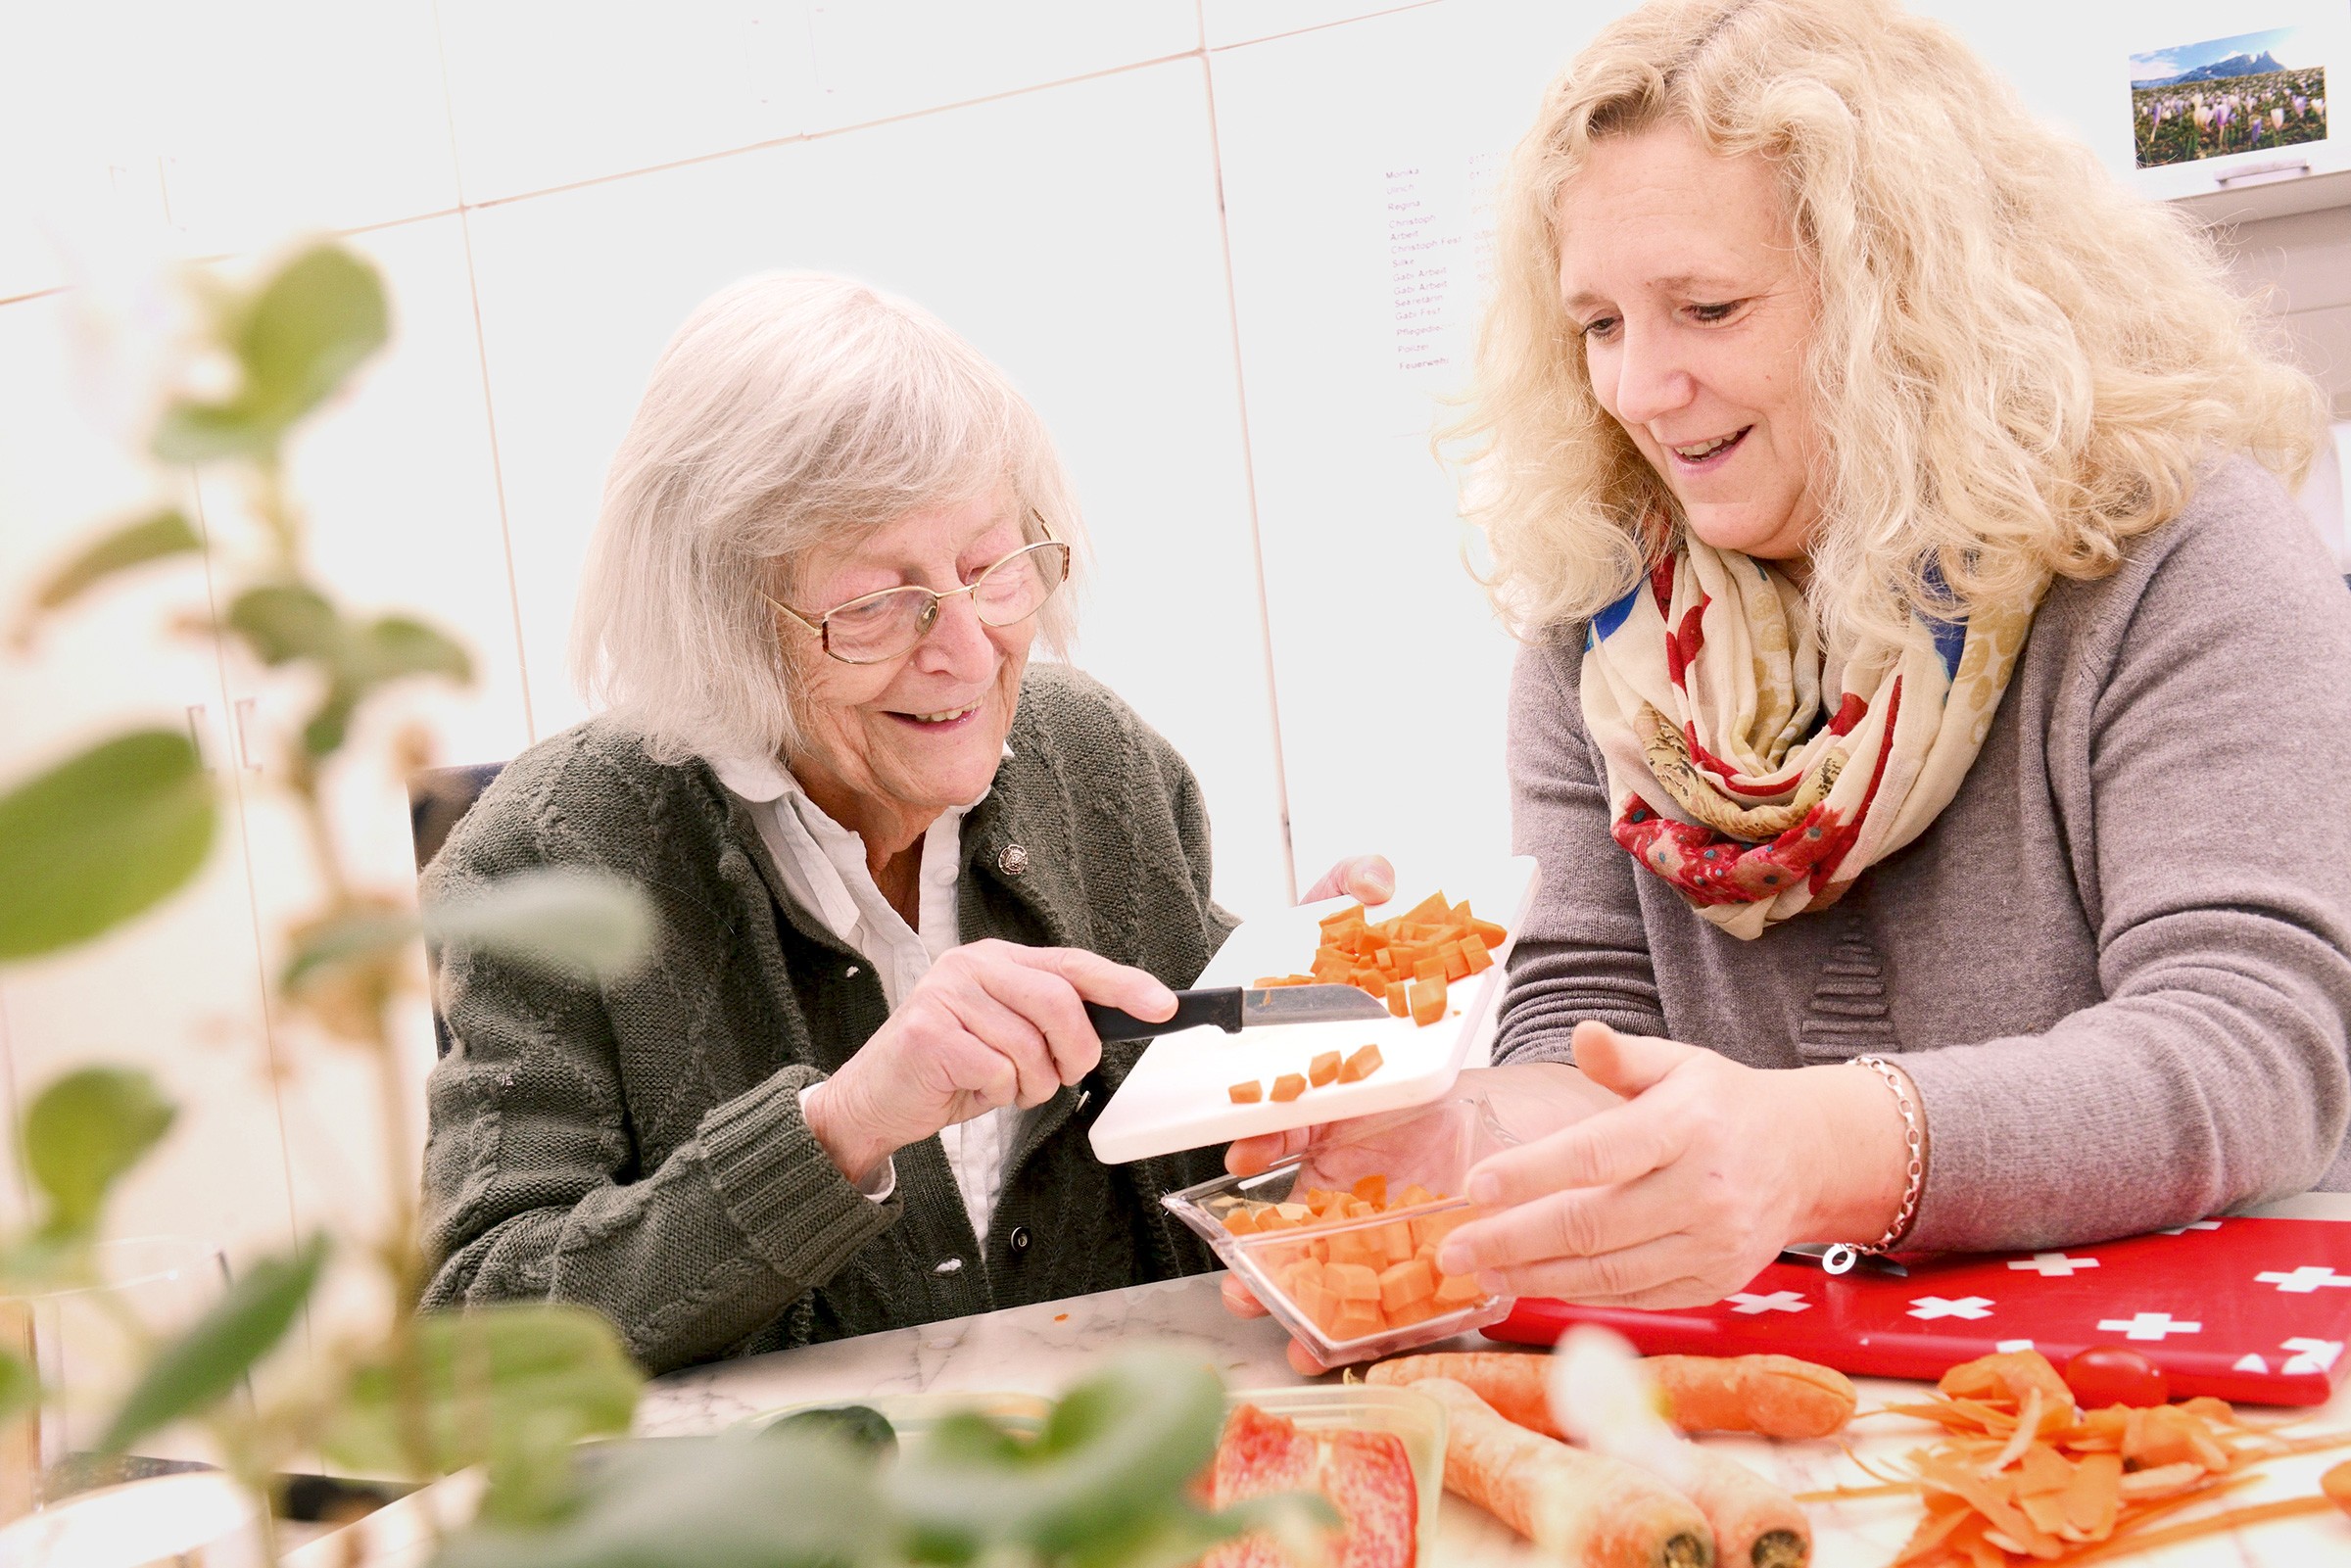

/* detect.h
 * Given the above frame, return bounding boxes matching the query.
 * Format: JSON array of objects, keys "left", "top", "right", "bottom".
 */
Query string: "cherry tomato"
[{"left": 2063, "top": 1345, "right": 2170, "bottom": 1408}]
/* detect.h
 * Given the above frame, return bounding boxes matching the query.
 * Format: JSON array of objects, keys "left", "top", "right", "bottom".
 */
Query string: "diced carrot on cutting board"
[
  {"left": 1270, "top": 1073, "right": 1307, "bottom": 1102},
  {"left": 1275, "top": 891, "right": 1510, "bottom": 1025},
  {"left": 1340, "top": 1044, "right": 1384, "bottom": 1082},
  {"left": 1228, "top": 1079, "right": 1262, "bottom": 1104}
]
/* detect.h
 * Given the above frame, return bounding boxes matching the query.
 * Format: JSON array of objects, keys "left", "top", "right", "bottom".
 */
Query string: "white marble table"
[{"left": 641, "top": 1197, "right": 2351, "bottom": 1567}]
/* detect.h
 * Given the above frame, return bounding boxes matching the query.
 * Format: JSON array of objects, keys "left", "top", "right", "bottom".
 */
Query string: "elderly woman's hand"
[
  {"left": 801, "top": 939, "right": 1176, "bottom": 1185},
  {"left": 1299, "top": 854, "right": 1396, "bottom": 907},
  {"left": 1434, "top": 1022, "right": 1914, "bottom": 1307}
]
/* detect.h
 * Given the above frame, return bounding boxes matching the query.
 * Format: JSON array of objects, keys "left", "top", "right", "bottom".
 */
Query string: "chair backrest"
[
  {"left": 407, "top": 761, "right": 506, "bottom": 1059},
  {"left": 408, "top": 761, "right": 506, "bottom": 873}
]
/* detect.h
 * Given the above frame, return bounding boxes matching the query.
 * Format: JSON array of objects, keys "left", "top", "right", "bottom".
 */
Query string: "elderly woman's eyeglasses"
[{"left": 764, "top": 533, "right": 1073, "bottom": 665}]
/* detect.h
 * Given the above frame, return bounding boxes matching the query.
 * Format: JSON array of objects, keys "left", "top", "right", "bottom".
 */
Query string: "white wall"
[{"left": 2, "top": 0, "right": 2345, "bottom": 1276}]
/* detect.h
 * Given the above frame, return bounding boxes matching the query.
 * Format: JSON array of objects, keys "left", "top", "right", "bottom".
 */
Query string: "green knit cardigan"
[{"left": 417, "top": 665, "right": 1235, "bottom": 1375}]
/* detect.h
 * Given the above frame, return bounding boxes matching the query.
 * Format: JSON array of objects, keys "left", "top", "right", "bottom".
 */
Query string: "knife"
[{"left": 1084, "top": 984, "right": 1392, "bottom": 1043}]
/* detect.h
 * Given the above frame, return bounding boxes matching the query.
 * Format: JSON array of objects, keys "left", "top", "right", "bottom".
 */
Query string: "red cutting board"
[{"left": 1486, "top": 1214, "right": 2351, "bottom": 1405}]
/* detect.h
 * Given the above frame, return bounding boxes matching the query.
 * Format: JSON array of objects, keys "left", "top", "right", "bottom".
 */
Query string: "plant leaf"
[
  {"left": 324, "top": 1303, "right": 642, "bottom": 1519},
  {"left": 349, "top": 615, "right": 471, "bottom": 686},
  {"left": 887, "top": 1350, "right": 1230, "bottom": 1561},
  {"left": 431, "top": 1432, "right": 889, "bottom": 1568},
  {"left": 225, "top": 581, "right": 342, "bottom": 667},
  {"left": 0, "top": 1350, "right": 38, "bottom": 1426},
  {"left": 152, "top": 245, "right": 390, "bottom": 462},
  {"left": 18, "top": 508, "right": 203, "bottom": 630},
  {"left": 297, "top": 615, "right": 472, "bottom": 759},
  {"left": 24, "top": 1067, "right": 177, "bottom": 1238},
  {"left": 281, "top": 905, "right": 418, "bottom": 991},
  {"left": 99, "top": 1233, "right": 326, "bottom": 1452},
  {"left": 425, "top": 868, "right": 654, "bottom": 981},
  {"left": 234, "top": 245, "right": 391, "bottom": 427},
  {"left": 0, "top": 730, "right": 216, "bottom": 961}
]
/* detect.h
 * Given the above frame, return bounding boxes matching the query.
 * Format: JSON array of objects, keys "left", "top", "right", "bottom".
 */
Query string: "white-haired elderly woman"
[
  {"left": 1230, "top": 0, "right": 2351, "bottom": 1370},
  {"left": 418, "top": 273, "right": 1388, "bottom": 1374}
]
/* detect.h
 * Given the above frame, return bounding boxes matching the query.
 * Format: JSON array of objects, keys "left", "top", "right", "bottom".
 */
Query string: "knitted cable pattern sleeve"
[
  {"left": 417, "top": 732, "right": 898, "bottom": 1373},
  {"left": 1494, "top": 639, "right": 1671, "bottom": 1062},
  {"left": 1895, "top": 462, "right": 2351, "bottom": 1251}
]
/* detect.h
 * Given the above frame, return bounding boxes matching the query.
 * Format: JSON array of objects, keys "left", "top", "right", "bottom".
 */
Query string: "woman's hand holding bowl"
[
  {"left": 1219, "top": 1022, "right": 1912, "bottom": 1372},
  {"left": 801, "top": 940, "right": 1177, "bottom": 1186},
  {"left": 1220, "top": 1059, "right": 1624, "bottom": 1374},
  {"left": 1434, "top": 1021, "right": 1914, "bottom": 1307}
]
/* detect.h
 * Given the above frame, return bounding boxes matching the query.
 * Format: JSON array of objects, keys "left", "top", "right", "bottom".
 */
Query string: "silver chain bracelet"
[{"left": 1850, "top": 1054, "right": 1925, "bottom": 1255}]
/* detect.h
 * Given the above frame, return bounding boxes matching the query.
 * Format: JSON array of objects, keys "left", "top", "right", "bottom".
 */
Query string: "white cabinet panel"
[
  {"left": 0, "top": 0, "right": 457, "bottom": 300},
  {"left": 204, "top": 215, "right": 528, "bottom": 1247},
  {"left": 800, "top": 1, "right": 1196, "bottom": 132},
  {"left": 437, "top": 1, "right": 819, "bottom": 205},
  {"left": 467, "top": 61, "right": 1294, "bottom": 916},
  {"left": 1204, "top": 0, "right": 1438, "bottom": 50},
  {"left": 0, "top": 296, "right": 299, "bottom": 1271},
  {"left": 1213, "top": 1, "right": 1597, "bottom": 888},
  {"left": 439, "top": 1, "right": 1200, "bottom": 206}
]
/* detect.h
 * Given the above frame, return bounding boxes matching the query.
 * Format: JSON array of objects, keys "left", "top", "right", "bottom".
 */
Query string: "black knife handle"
[{"left": 1085, "top": 988, "right": 1244, "bottom": 1043}]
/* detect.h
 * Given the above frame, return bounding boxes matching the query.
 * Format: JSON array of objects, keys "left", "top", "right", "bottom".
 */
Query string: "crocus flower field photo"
[{"left": 2131, "top": 26, "right": 2330, "bottom": 169}]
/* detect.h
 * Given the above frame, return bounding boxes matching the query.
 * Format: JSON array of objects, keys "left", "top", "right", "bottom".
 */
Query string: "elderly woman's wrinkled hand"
[
  {"left": 1299, "top": 853, "right": 1396, "bottom": 908},
  {"left": 1433, "top": 1022, "right": 1910, "bottom": 1308},
  {"left": 802, "top": 939, "right": 1176, "bottom": 1186}
]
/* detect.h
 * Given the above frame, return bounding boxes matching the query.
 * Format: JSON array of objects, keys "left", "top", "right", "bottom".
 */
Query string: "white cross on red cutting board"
[{"left": 1488, "top": 1214, "right": 2351, "bottom": 1406}]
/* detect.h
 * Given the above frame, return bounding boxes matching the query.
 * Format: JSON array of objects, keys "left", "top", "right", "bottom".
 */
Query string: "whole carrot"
[
  {"left": 1645, "top": 1355, "right": 1855, "bottom": 1440},
  {"left": 1414, "top": 1377, "right": 1715, "bottom": 1568},
  {"left": 1366, "top": 1351, "right": 1561, "bottom": 1436},
  {"left": 1671, "top": 1446, "right": 1809, "bottom": 1568},
  {"left": 1368, "top": 1350, "right": 1852, "bottom": 1442}
]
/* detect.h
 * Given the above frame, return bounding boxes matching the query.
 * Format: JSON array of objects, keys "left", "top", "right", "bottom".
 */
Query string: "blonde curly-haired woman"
[{"left": 1229, "top": 0, "right": 2351, "bottom": 1367}]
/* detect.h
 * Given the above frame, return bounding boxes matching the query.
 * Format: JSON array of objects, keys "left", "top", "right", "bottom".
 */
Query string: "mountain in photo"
[{"left": 2133, "top": 50, "right": 2287, "bottom": 89}]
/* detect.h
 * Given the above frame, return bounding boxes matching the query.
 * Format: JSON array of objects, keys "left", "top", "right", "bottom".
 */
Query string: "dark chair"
[
  {"left": 408, "top": 762, "right": 505, "bottom": 873},
  {"left": 407, "top": 761, "right": 505, "bottom": 1058}
]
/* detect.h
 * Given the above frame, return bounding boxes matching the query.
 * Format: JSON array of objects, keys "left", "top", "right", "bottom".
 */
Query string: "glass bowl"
[{"left": 1164, "top": 1093, "right": 1518, "bottom": 1366}]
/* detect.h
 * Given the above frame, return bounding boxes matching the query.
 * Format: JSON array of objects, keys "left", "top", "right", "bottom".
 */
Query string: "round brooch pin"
[{"left": 997, "top": 843, "right": 1031, "bottom": 878}]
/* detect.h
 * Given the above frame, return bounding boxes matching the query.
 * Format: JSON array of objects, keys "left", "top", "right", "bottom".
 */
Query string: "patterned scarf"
[{"left": 1579, "top": 543, "right": 2041, "bottom": 939}]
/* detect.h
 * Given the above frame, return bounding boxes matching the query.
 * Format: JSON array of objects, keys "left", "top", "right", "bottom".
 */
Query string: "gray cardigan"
[
  {"left": 1496, "top": 457, "right": 2351, "bottom": 1253},
  {"left": 417, "top": 665, "right": 1232, "bottom": 1373}
]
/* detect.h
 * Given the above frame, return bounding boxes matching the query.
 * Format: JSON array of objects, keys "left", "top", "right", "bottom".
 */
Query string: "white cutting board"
[{"left": 1088, "top": 857, "right": 1540, "bottom": 1164}]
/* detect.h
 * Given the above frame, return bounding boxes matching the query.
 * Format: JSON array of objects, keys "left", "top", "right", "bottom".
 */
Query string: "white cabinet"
[
  {"left": 0, "top": 0, "right": 457, "bottom": 301},
  {"left": 1210, "top": 1, "right": 1601, "bottom": 890},
  {"left": 436, "top": 0, "right": 1195, "bottom": 206},
  {"left": 206, "top": 214, "right": 531, "bottom": 1263},
  {"left": 0, "top": 296, "right": 300, "bottom": 1273},
  {"left": 465, "top": 59, "right": 1293, "bottom": 917}
]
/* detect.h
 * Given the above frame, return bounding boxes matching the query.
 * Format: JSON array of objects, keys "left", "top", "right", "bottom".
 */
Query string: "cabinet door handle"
[
  {"left": 231, "top": 697, "right": 264, "bottom": 773},
  {"left": 184, "top": 703, "right": 216, "bottom": 774}
]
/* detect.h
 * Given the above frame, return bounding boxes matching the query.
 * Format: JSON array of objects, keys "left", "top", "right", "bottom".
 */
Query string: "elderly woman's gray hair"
[{"left": 570, "top": 272, "right": 1086, "bottom": 766}]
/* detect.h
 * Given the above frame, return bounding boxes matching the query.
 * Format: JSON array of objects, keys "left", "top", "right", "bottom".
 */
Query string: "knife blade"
[{"left": 1084, "top": 984, "right": 1392, "bottom": 1043}]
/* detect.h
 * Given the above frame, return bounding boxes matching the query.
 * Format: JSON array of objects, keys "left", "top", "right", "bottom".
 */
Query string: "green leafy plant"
[
  {"left": 435, "top": 1353, "right": 1333, "bottom": 1568},
  {"left": 0, "top": 238, "right": 652, "bottom": 1557},
  {"left": 0, "top": 238, "right": 1324, "bottom": 1568}
]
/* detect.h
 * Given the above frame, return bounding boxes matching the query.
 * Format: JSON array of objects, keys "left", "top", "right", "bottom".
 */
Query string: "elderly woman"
[
  {"left": 419, "top": 273, "right": 1382, "bottom": 1373},
  {"left": 1232, "top": 0, "right": 2351, "bottom": 1366}
]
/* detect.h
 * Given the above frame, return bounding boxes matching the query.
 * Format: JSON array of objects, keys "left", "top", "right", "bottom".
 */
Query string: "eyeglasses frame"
[{"left": 762, "top": 512, "right": 1072, "bottom": 666}]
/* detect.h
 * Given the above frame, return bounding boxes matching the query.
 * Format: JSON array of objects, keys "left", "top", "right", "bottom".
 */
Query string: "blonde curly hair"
[{"left": 1453, "top": 0, "right": 2328, "bottom": 648}]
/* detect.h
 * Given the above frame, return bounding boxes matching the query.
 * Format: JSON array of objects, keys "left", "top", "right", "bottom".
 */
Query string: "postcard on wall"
[{"left": 2125, "top": 5, "right": 2351, "bottom": 197}]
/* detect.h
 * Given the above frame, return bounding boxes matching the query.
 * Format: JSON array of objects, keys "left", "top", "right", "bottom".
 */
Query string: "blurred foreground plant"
[
  {"left": 0, "top": 241, "right": 1321, "bottom": 1568},
  {"left": 0, "top": 239, "right": 648, "bottom": 1557}
]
